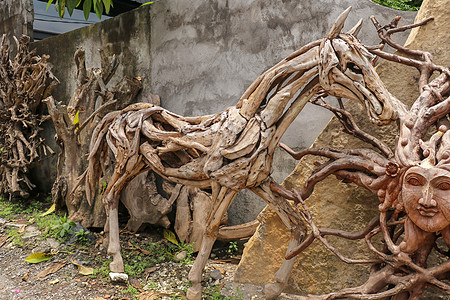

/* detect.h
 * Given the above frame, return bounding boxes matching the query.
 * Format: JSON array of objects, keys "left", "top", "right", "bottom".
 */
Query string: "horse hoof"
[
  {"left": 109, "top": 256, "right": 124, "bottom": 273},
  {"left": 186, "top": 284, "right": 202, "bottom": 300},
  {"left": 264, "top": 282, "right": 284, "bottom": 299}
]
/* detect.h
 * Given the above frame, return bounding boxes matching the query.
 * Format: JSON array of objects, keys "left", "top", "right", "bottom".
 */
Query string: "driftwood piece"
[
  {"left": 86, "top": 7, "right": 402, "bottom": 300},
  {"left": 0, "top": 35, "right": 58, "bottom": 198},
  {"left": 274, "top": 16, "right": 450, "bottom": 299},
  {"left": 121, "top": 171, "right": 174, "bottom": 232},
  {"left": 44, "top": 48, "right": 142, "bottom": 227}
]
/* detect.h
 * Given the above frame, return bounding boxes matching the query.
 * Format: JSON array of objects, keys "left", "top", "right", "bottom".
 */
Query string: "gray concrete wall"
[
  {"left": 30, "top": 0, "right": 415, "bottom": 225},
  {"left": 0, "top": 0, "right": 34, "bottom": 52}
]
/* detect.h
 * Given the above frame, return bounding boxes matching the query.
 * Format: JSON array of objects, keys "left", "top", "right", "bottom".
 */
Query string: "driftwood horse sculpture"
[{"left": 86, "top": 8, "right": 397, "bottom": 299}]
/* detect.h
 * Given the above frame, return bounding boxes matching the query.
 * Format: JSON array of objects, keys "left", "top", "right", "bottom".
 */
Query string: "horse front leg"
[
  {"left": 251, "top": 181, "right": 306, "bottom": 299},
  {"left": 104, "top": 191, "right": 124, "bottom": 272},
  {"left": 187, "top": 186, "right": 238, "bottom": 300}
]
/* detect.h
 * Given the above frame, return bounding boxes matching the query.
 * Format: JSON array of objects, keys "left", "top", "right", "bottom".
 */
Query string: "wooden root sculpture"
[
  {"left": 274, "top": 16, "right": 450, "bottom": 299},
  {"left": 85, "top": 7, "right": 399, "bottom": 299},
  {"left": 44, "top": 48, "right": 142, "bottom": 227},
  {"left": 0, "top": 35, "right": 57, "bottom": 198}
]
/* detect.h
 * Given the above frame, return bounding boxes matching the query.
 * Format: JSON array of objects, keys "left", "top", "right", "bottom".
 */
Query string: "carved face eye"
[
  {"left": 346, "top": 62, "right": 363, "bottom": 75},
  {"left": 436, "top": 181, "right": 450, "bottom": 190},
  {"left": 406, "top": 177, "right": 422, "bottom": 186}
]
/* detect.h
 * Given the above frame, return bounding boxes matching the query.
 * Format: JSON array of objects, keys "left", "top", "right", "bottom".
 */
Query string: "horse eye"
[{"left": 347, "top": 63, "right": 363, "bottom": 75}]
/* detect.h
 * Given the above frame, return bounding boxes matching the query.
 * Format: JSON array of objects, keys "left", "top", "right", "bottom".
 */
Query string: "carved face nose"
[{"left": 418, "top": 187, "right": 437, "bottom": 208}]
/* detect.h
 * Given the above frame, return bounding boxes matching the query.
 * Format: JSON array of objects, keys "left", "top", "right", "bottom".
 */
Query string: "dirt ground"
[{"left": 0, "top": 215, "right": 303, "bottom": 300}]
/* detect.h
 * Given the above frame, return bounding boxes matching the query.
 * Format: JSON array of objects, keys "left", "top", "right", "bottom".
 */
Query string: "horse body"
[{"left": 86, "top": 7, "right": 397, "bottom": 299}]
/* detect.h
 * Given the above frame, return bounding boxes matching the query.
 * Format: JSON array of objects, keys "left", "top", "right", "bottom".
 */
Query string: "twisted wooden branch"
[{"left": 0, "top": 35, "right": 58, "bottom": 198}]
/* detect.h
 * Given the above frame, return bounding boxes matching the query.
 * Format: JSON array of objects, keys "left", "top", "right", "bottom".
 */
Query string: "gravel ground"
[{"left": 0, "top": 217, "right": 303, "bottom": 300}]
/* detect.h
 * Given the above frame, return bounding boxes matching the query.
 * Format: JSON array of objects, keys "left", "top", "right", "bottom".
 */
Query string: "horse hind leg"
[
  {"left": 264, "top": 225, "right": 303, "bottom": 299},
  {"left": 187, "top": 187, "right": 237, "bottom": 300},
  {"left": 251, "top": 183, "right": 305, "bottom": 299}
]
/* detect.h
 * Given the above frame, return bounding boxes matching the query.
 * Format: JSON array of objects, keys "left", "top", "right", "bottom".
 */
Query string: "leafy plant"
[
  {"left": 227, "top": 241, "right": 239, "bottom": 255},
  {"left": 370, "top": 0, "right": 423, "bottom": 11},
  {"left": 51, "top": 215, "right": 76, "bottom": 240},
  {"left": 75, "top": 228, "right": 92, "bottom": 245},
  {"left": 46, "top": 0, "right": 156, "bottom": 20}
]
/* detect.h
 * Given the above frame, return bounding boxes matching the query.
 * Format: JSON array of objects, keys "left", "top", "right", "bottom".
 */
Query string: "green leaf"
[
  {"left": 73, "top": 110, "right": 80, "bottom": 126},
  {"left": 66, "top": 0, "right": 77, "bottom": 16},
  {"left": 58, "top": 0, "right": 65, "bottom": 18},
  {"left": 83, "top": 0, "right": 92, "bottom": 20},
  {"left": 102, "top": 0, "right": 111, "bottom": 14},
  {"left": 141, "top": 1, "right": 154, "bottom": 6},
  {"left": 46, "top": 0, "right": 54, "bottom": 10},
  {"left": 25, "top": 253, "right": 55, "bottom": 264},
  {"left": 94, "top": 0, "right": 103, "bottom": 19},
  {"left": 40, "top": 203, "right": 56, "bottom": 217},
  {"left": 163, "top": 229, "right": 179, "bottom": 246}
]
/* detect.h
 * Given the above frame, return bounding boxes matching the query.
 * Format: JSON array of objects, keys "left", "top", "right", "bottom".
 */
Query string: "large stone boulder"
[{"left": 234, "top": 0, "right": 450, "bottom": 295}]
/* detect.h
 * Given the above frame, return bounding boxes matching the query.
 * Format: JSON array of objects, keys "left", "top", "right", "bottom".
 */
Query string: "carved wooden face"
[
  {"left": 318, "top": 34, "right": 396, "bottom": 125},
  {"left": 402, "top": 166, "right": 450, "bottom": 232}
]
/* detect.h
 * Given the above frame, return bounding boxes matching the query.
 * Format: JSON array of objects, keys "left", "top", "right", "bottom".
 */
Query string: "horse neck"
[{"left": 236, "top": 40, "right": 321, "bottom": 123}]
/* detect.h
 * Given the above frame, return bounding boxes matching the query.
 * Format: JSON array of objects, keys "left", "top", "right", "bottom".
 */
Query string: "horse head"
[{"left": 318, "top": 7, "right": 397, "bottom": 125}]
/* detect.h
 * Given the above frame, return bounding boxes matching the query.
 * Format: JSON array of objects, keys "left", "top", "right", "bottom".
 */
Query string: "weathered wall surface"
[
  {"left": 148, "top": 0, "right": 415, "bottom": 225},
  {"left": 0, "top": 0, "right": 34, "bottom": 52},
  {"left": 29, "top": 0, "right": 414, "bottom": 225},
  {"left": 235, "top": 0, "right": 449, "bottom": 296}
]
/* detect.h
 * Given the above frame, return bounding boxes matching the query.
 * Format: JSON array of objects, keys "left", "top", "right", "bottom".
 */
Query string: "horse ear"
[
  {"left": 347, "top": 18, "right": 363, "bottom": 37},
  {"left": 327, "top": 6, "right": 352, "bottom": 39}
]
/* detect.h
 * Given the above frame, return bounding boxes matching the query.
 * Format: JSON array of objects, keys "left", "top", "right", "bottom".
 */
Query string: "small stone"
[
  {"left": 109, "top": 272, "right": 129, "bottom": 282},
  {"left": 47, "top": 238, "right": 60, "bottom": 249},
  {"left": 210, "top": 252, "right": 216, "bottom": 259},
  {"left": 209, "top": 268, "right": 223, "bottom": 281},
  {"left": 173, "top": 250, "right": 187, "bottom": 262}
]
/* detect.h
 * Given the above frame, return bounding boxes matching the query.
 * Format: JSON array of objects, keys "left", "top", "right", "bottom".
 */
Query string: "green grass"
[
  {"left": 0, "top": 195, "right": 76, "bottom": 245},
  {"left": 120, "top": 285, "right": 139, "bottom": 299},
  {"left": 123, "top": 239, "right": 172, "bottom": 277},
  {"left": 203, "top": 286, "right": 244, "bottom": 300},
  {"left": 122, "top": 237, "right": 194, "bottom": 278}
]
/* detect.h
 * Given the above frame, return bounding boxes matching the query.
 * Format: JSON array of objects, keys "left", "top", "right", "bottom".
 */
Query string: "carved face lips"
[
  {"left": 318, "top": 34, "right": 397, "bottom": 125},
  {"left": 402, "top": 166, "right": 450, "bottom": 233}
]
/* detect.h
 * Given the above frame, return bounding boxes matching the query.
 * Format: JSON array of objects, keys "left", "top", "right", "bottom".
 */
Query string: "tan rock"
[{"left": 235, "top": 0, "right": 450, "bottom": 295}]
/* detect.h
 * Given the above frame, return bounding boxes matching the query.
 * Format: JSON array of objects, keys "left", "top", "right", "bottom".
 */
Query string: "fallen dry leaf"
[
  {"left": 144, "top": 266, "right": 157, "bottom": 281},
  {"left": 136, "top": 245, "right": 150, "bottom": 255},
  {"left": 71, "top": 261, "right": 94, "bottom": 276},
  {"left": 17, "top": 225, "right": 26, "bottom": 233},
  {"left": 129, "top": 278, "right": 141, "bottom": 289},
  {"left": 215, "top": 266, "right": 226, "bottom": 274},
  {"left": 37, "top": 261, "right": 68, "bottom": 279},
  {"left": 22, "top": 272, "right": 30, "bottom": 282}
]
